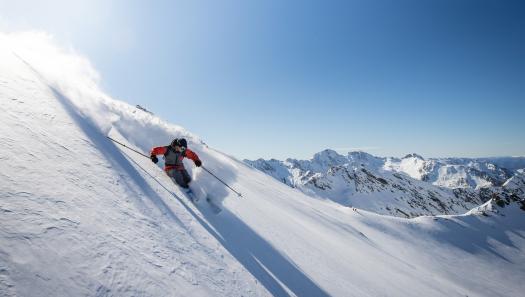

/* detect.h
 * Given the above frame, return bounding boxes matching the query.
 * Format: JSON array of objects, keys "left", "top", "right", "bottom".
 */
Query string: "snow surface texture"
[
  {"left": 246, "top": 150, "right": 525, "bottom": 217},
  {"left": 1, "top": 31, "right": 525, "bottom": 297}
]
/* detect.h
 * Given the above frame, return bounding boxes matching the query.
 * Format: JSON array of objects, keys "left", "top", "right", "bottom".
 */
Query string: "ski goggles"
[{"left": 171, "top": 144, "right": 185, "bottom": 151}]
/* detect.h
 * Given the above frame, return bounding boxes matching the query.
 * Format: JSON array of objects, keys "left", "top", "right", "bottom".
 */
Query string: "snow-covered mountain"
[
  {"left": 385, "top": 153, "right": 525, "bottom": 189},
  {"left": 245, "top": 150, "right": 525, "bottom": 218},
  {"left": 2, "top": 31, "right": 525, "bottom": 297}
]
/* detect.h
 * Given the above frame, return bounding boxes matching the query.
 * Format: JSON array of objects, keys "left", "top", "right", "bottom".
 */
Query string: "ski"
[
  {"left": 183, "top": 189, "right": 221, "bottom": 214},
  {"left": 206, "top": 196, "right": 222, "bottom": 214},
  {"left": 184, "top": 188, "right": 199, "bottom": 203}
]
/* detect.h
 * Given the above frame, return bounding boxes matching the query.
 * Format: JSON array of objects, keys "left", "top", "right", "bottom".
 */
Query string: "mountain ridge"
[{"left": 245, "top": 150, "right": 525, "bottom": 217}]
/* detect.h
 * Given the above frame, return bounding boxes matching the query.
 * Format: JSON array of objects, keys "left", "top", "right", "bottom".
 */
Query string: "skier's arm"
[
  {"left": 185, "top": 149, "right": 202, "bottom": 167},
  {"left": 150, "top": 146, "right": 167, "bottom": 156},
  {"left": 150, "top": 146, "right": 167, "bottom": 164}
]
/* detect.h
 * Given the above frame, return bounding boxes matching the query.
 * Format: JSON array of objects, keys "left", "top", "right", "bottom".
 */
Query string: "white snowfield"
[{"left": 1, "top": 32, "right": 524, "bottom": 297}]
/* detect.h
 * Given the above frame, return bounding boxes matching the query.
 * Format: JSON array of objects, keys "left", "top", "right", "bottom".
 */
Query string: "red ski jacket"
[{"left": 150, "top": 146, "right": 200, "bottom": 172}]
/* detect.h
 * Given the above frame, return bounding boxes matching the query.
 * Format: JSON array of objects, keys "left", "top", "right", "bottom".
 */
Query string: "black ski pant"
[{"left": 167, "top": 168, "right": 192, "bottom": 188}]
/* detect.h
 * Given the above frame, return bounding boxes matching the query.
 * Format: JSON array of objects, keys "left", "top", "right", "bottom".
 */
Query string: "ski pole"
[
  {"left": 107, "top": 136, "right": 150, "bottom": 158},
  {"left": 201, "top": 166, "right": 243, "bottom": 197}
]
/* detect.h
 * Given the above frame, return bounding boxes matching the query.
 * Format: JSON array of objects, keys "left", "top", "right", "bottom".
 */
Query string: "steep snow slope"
[
  {"left": 1, "top": 32, "right": 525, "bottom": 297},
  {"left": 0, "top": 33, "right": 268, "bottom": 297}
]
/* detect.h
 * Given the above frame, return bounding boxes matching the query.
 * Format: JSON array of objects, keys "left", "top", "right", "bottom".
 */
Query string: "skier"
[{"left": 150, "top": 138, "right": 202, "bottom": 195}]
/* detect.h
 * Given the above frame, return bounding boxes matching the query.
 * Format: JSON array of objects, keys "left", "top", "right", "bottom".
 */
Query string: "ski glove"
[
  {"left": 151, "top": 155, "right": 158, "bottom": 164},
  {"left": 194, "top": 159, "right": 202, "bottom": 167}
]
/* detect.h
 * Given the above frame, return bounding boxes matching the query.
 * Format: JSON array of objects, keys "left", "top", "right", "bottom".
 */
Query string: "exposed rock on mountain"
[{"left": 246, "top": 152, "right": 525, "bottom": 217}]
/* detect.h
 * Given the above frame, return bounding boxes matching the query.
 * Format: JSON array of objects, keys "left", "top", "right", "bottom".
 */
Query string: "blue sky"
[{"left": 1, "top": 0, "right": 524, "bottom": 160}]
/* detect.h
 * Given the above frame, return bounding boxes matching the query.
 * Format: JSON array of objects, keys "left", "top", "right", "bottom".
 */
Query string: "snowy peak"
[
  {"left": 402, "top": 153, "right": 425, "bottom": 160},
  {"left": 311, "top": 149, "right": 347, "bottom": 170},
  {"left": 249, "top": 158, "right": 284, "bottom": 172},
  {"left": 313, "top": 149, "right": 344, "bottom": 162},
  {"left": 346, "top": 151, "right": 385, "bottom": 171},
  {"left": 244, "top": 158, "right": 294, "bottom": 186},
  {"left": 503, "top": 170, "right": 525, "bottom": 195},
  {"left": 395, "top": 154, "right": 433, "bottom": 181}
]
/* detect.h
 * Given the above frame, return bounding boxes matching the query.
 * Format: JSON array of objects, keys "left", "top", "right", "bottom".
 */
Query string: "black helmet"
[
  {"left": 177, "top": 138, "right": 188, "bottom": 148},
  {"left": 170, "top": 138, "right": 179, "bottom": 147}
]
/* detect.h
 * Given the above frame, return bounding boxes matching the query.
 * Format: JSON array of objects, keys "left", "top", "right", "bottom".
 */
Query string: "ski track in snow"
[{"left": 1, "top": 32, "right": 524, "bottom": 297}]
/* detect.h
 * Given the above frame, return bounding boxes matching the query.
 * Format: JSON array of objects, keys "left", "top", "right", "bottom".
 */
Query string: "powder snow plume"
[{"left": 1, "top": 31, "right": 198, "bottom": 146}]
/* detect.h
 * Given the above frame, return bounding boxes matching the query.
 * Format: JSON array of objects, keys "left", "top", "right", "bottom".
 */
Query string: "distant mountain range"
[{"left": 245, "top": 150, "right": 525, "bottom": 218}]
